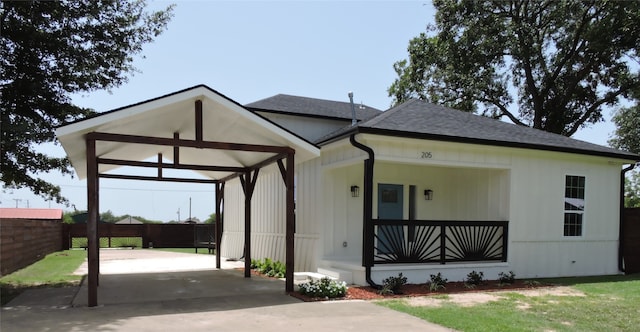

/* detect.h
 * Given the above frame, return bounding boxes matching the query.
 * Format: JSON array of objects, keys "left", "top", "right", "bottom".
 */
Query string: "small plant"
[
  {"left": 498, "top": 271, "right": 516, "bottom": 285},
  {"left": 524, "top": 280, "right": 541, "bottom": 287},
  {"left": 427, "top": 272, "right": 448, "bottom": 291},
  {"left": 465, "top": 270, "right": 484, "bottom": 287},
  {"left": 250, "top": 258, "right": 286, "bottom": 278},
  {"left": 298, "top": 277, "right": 347, "bottom": 298},
  {"left": 379, "top": 273, "right": 407, "bottom": 295}
]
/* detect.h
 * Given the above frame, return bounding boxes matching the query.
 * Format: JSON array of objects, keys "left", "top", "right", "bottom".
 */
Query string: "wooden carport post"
[
  {"left": 241, "top": 170, "right": 259, "bottom": 277},
  {"left": 284, "top": 152, "right": 295, "bottom": 292},
  {"left": 215, "top": 182, "right": 225, "bottom": 269},
  {"left": 86, "top": 138, "right": 99, "bottom": 307}
]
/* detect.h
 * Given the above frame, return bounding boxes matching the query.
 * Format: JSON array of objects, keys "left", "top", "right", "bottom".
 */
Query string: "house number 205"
[{"left": 421, "top": 152, "right": 433, "bottom": 159}]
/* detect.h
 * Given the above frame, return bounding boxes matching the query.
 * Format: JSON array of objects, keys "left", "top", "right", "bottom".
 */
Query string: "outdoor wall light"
[
  {"left": 424, "top": 189, "right": 433, "bottom": 201},
  {"left": 350, "top": 185, "right": 360, "bottom": 197}
]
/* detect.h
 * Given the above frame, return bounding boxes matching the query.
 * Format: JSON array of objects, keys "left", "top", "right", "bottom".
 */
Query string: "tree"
[
  {"left": 609, "top": 101, "right": 640, "bottom": 156},
  {"left": 625, "top": 171, "right": 640, "bottom": 208},
  {"left": 389, "top": 0, "right": 640, "bottom": 136},
  {"left": 1, "top": 0, "right": 173, "bottom": 204},
  {"left": 610, "top": 89, "right": 640, "bottom": 208},
  {"left": 205, "top": 213, "right": 217, "bottom": 224}
]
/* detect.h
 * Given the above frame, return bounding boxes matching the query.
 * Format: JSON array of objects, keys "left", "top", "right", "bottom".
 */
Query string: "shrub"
[
  {"left": 465, "top": 270, "right": 484, "bottom": 287},
  {"left": 427, "top": 272, "right": 448, "bottom": 291},
  {"left": 298, "top": 277, "right": 347, "bottom": 298},
  {"left": 498, "top": 271, "right": 516, "bottom": 285},
  {"left": 379, "top": 273, "right": 407, "bottom": 295},
  {"left": 250, "top": 258, "right": 286, "bottom": 278}
]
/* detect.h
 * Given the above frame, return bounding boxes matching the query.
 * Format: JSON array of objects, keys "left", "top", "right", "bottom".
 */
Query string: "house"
[
  {"left": 0, "top": 208, "right": 63, "bottom": 221},
  {"left": 115, "top": 216, "right": 144, "bottom": 224},
  {"left": 56, "top": 85, "right": 639, "bottom": 291}
]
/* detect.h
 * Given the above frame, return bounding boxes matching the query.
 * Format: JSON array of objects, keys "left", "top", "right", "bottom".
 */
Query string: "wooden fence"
[
  {"left": 0, "top": 218, "right": 65, "bottom": 276},
  {"left": 623, "top": 208, "right": 640, "bottom": 274},
  {"left": 63, "top": 223, "right": 214, "bottom": 250}
]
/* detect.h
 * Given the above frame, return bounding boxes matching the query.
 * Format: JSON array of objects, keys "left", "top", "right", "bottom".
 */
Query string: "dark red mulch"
[
  {"left": 243, "top": 267, "right": 551, "bottom": 302},
  {"left": 289, "top": 280, "right": 552, "bottom": 302}
]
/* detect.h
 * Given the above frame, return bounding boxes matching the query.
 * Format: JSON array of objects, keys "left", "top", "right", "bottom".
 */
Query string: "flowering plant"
[{"left": 298, "top": 277, "right": 347, "bottom": 298}]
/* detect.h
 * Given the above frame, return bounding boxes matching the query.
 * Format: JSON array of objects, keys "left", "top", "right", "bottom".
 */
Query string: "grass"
[
  {"left": 151, "top": 247, "right": 215, "bottom": 255},
  {"left": 0, "top": 250, "right": 86, "bottom": 305},
  {"left": 377, "top": 274, "right": 640, "bottom": 332},
  {"left": 71, "top": 237, "right": 143, "bottom": 248}
]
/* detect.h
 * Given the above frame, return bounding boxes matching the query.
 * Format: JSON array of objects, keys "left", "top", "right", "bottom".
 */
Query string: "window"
[{"left": 564, "top": 175, "right": 585, "bottom": 236}]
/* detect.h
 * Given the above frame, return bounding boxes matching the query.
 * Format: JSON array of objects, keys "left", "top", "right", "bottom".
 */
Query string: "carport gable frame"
[{"left": 83, "top": 106, "right": 297, "bottom": 307}]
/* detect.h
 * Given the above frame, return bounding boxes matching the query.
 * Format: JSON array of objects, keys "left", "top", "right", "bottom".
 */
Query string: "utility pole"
[
  {"left": 189, "top": 197, "right": 192, "bottom": 221},
  {"left": 12, "top": 198, "right": 22, "bottom": 208},
  {"left": 177, "top": 208, "right": 180, "bottom": 222}
]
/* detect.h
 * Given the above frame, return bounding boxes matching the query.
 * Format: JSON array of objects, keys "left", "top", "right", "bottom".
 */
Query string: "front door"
[{"left": 377, "top": 184, "right": 403, "bottom": 254}]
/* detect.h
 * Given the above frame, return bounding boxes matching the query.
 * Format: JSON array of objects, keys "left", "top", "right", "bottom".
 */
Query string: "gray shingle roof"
[
  {"left": 245, "top": 94, "right": 382, "bottom": 121},
  {"left": 320, "top": 99, "right": 639, "bottom": 161}
]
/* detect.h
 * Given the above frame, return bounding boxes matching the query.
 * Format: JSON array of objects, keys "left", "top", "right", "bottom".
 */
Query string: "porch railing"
[{"left": 366, "top": 219, "right": 508, "bottom": 265}]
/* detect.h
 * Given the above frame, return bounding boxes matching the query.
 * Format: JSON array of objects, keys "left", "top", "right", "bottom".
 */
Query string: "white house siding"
[
  {"left": 220, "top": 162, "right": 320, "bottom": 272},
  {"left": 319, "top": 134, "right": 627, "bottom": 283},
  {"left": 507, "top": 150, "right": 623, "bottom": 278},
  {"left": 256, "top": 112, "right": 349, "bottom": 143}
]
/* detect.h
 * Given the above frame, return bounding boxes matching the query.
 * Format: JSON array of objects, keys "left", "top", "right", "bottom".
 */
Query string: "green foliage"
[
  {"left": 465, "top": 270, "right": 484, "bottom": 287},
  {"left": 298, "top": 277, "right": 347, "bottom": 299},
  {"left": 624, "top": 170, "right": 640, "bottom": 208},
  {"left": 427, "top": 272, "right": 448, "bottom": 291},
  {"left": 610, "top": 100, "right": 640, "bottom": 156},
  {"left": 0, "top": 0, "right": 173, "bottom": 204},
  {"left": 389, "top": 0, "right": 640, "bottom": 136},
  {"left": 205, "top": 213, "right": 217, "bottom": 224},
  {"left": 250, "top": 258, "right": 286, "bottom": 278},
  {"left": 498, "top": 271, "right": 516, "bottom": 285},
  {"left": 71, "top": 237, "right": 142, "bottom": 248},
  {"left": 380, "top": 272, "right": 408, "bottom": 295}
]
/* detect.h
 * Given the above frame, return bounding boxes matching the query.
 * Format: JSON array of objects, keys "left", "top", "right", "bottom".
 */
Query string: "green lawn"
[
  {"left": 151, "top": 247, "right": 215, "bottom": 255},
  {"left": 377, "top": 274, "right": 640, "bottom": 332},
  {"left": 0, "top": 250, "right": 86, "bottom": 305}
]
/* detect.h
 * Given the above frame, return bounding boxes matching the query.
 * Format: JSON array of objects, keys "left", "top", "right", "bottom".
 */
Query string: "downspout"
[
  {"left": 619, "top": 162, "right": 638, "bottom": 272},
  {"left": 349, "top": 133, "right": 379, "bottom": 289}
]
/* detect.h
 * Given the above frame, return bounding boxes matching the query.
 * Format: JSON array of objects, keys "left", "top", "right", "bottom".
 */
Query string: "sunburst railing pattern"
[{"left": 370, "top": 220, "right": 508, "bottom": 265}]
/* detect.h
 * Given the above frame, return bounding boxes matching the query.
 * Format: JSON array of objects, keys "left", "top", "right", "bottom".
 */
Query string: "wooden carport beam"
[
  {"left": 97, "top": 158, "right": 248, "bottom": 173},
  {"left": 86, "top": 132, "right": 292, "bottom": 154}
]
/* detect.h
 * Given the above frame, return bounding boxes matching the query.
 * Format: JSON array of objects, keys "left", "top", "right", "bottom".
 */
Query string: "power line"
[{"left": 58, "top": 184, "right": 214, "bottom": 193}]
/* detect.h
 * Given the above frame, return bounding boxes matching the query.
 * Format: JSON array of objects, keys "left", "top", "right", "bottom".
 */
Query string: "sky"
[{"left": 0, "top": 0, "right": 621, "bottom": 222}]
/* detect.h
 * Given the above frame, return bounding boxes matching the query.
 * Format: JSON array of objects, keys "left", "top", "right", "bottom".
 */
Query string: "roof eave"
[{"left": 355, "top": 127, "right": 640, "bottom": 162}]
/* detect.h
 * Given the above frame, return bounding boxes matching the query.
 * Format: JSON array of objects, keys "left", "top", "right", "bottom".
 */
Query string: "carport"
[{"left": 56, "top": 85, "right": 320, "bottom": 307}]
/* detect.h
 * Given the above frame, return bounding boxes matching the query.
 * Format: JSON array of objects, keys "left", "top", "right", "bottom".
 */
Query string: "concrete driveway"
[{"left": 1, "top": 249, "right": 455, "bottom": 332}]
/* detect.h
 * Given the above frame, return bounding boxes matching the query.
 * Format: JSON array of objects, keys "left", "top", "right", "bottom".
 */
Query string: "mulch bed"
[
  {"left": 243, "top": 267, "right": 551, "bottom": 302},
  {"left": 288, "top": 280, "right": 552, "bottom": 302}
]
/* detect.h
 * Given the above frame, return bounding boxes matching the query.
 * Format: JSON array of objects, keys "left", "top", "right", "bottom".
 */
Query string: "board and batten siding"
[
  {"left": 320, "top": 134, "right": 627, "bottom": 279},
  {"left": 220, "top": 162, "right": 320, "bottom": 272}
]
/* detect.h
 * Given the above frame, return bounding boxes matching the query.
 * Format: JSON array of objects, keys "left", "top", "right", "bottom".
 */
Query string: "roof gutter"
[
  {"left": 349, "top": 133, "right": 379, "bottom": 289},
  {"left": 619, "top": 162, "right": 638, "bottom": 272}
]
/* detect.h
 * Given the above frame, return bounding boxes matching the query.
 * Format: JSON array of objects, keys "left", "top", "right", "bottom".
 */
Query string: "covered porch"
[{"left": 320, "top": 148, "right": 511, "bottom": 284}]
